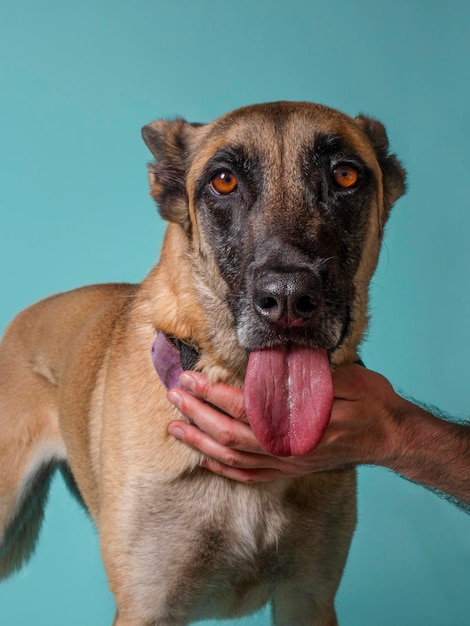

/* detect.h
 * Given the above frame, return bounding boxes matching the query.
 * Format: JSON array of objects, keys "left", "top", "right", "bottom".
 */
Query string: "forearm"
[{"left": 390, "top": 401, "right": 470, "bottom": 506}]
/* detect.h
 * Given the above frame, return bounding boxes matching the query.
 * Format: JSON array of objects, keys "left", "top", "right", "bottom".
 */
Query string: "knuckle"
[
  {"left": 218, "top": 427, "right": 239, "bottom": 448},
  {"left": 197, "top": 379, "right": 211, "bottom": 402},
  {"left": 221, "top": 450, "right": 245, "bottom": 468},
  {"left": 238, "top": 473, "right": 258, "bottom": 484}
]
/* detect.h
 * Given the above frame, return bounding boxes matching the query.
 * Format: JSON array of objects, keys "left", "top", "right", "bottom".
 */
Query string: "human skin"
[{"left": 167, "top": 364, "right": 470, "bottom": 506}]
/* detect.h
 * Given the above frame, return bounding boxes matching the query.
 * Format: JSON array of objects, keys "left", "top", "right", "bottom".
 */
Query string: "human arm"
[{"left": 167, "top": 364, "right": 470, "bottom": 506}]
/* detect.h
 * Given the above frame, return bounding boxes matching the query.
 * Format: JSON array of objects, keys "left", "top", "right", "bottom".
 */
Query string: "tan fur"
[{"left": 0, "top": 102, "right": 405, "bottom": 624}]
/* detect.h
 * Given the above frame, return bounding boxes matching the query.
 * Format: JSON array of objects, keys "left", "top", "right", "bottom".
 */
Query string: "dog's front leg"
[
  {"left": 101, "top": 513, "right": 192, "bottom": 626},
  {"left": 99, "top": 476, "right": 222, "bottom": 626},
  {"left": 268, "top": 472, "right": 356, "bottom": 626}
]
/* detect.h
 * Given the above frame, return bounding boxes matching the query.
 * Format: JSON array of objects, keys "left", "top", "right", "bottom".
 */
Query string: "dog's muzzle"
[{"left": 252, "top": 269, "right": 322, "bottom": 328}]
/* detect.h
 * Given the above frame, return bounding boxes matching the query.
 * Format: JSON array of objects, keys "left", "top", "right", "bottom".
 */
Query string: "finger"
[
  {"left": 167, "top": 388, "right": 263, "bottom": 453},
  {"left": 201, "top": 458, "right": 289, "bottom": 484},
  {"left": 168, "top": 419, "right": 284, "bottom": 471},
  {"left": 178, "top": 371, "right": 247, "bottom": 422}
]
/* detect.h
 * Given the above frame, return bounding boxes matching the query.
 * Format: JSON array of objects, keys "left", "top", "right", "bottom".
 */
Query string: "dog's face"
[{"left": 143, "top": 102, "right": 406, "bottom": 455}]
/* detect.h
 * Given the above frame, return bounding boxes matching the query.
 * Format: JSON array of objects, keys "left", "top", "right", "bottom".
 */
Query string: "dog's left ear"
[
  {"left": 354, "top": 115, "right": 407, "bottom": 214},
  {"left": 142, "top": 118, "right": 202, "bottom": 231}
]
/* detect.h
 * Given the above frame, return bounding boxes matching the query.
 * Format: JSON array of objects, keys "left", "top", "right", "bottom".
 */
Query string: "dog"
[{"left": 0, "top": 101, "right": 405, "bottom": 625}]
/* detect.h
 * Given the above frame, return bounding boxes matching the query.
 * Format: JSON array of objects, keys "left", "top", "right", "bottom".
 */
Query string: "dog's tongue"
[{"left": 244, "top": 347, "right": 333, "bottom": 457}]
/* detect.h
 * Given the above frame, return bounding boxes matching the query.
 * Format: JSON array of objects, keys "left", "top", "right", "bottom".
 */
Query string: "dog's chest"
[
  {"left": 182, "top": 478, "right": 292, "bottom": 619},
  {"left": 181, "top": 474, "right": 290, "bottom": 562},
  {"left": 128, "top": 475, "right": 293, "bottom": 619}
]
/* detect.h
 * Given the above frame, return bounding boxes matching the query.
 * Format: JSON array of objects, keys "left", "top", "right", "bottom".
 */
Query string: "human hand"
[{"left": 167, "top": 364, "right": 409, "bottom": 483}]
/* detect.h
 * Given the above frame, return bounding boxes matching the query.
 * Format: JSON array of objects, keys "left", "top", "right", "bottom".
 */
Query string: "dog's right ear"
[{"left": 142, "top": 119, "right": 201, "bottom": 231}]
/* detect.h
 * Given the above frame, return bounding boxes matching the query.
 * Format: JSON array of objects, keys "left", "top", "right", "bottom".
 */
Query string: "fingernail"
[
  {"left": 167, "top": 389, "right": 182, "bottom": 410},
  {"left": 168, "top": 424, "right": 184, "bottom": 441},
  {"left": 179, "top": 371, "right": 196, "bottom": 392}
]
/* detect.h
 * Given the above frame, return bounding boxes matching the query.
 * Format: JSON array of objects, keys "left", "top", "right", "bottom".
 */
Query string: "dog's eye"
[
  {"left": 210, "top": 170, "right": 238, "bottom": 195},
  {"left": 332, "top": 164, "right": 359, "bottom": 189}
]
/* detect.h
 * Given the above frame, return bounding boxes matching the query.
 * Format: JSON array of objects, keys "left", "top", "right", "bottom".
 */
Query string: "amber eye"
[
  {"left": 210, "top": 170, "right": 238, "bottom": 195},
  {"left": 333, "top": 164, "right": 359, "bottom": 189}
]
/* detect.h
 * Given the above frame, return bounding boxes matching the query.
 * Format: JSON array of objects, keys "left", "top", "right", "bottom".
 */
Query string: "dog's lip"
[
  {"left": 236, "top": 307, "right": 350, "bottom": 359},
  {"left": 245, "top": 338, "right": 337, "bottom": 359}
]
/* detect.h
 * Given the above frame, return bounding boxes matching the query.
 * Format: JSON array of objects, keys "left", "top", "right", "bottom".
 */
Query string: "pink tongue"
[{"left": 244, "top": 347, "right": 333, "bottom": 457}]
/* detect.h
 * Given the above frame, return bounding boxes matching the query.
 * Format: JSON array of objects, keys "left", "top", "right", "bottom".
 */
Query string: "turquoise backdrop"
[{"left": 1, "top": 1, "right": 469, "bottom": 624}]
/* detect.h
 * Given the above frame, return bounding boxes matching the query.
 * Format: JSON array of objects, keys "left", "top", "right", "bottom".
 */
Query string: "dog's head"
[{"left": 143, "top": 102, "right": 406, "bottom": 456}]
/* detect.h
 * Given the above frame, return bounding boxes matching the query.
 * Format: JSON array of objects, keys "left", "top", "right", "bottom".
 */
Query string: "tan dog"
[{"left": 0, "top": 102, "right": 405, "bottom": 625}]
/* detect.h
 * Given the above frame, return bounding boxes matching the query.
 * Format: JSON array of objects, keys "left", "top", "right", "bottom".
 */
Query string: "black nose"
[{"left": 253, "top": 270, "right": 321, "bottom": 327}]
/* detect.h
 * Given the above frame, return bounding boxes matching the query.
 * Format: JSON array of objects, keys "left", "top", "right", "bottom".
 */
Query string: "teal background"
[{"left": 1, "top": 1, "right": 469, "bottom": 624}]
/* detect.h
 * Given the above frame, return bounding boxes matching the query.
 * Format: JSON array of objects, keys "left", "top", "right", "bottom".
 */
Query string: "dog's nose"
[{"left": 253, "top": 270, "right": 321, "bottom": 327}]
